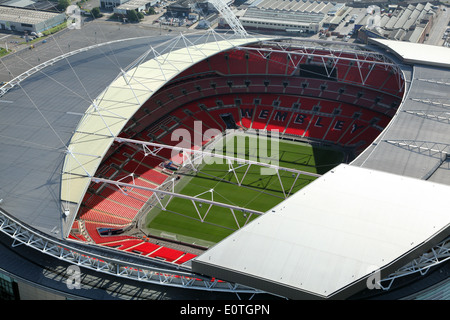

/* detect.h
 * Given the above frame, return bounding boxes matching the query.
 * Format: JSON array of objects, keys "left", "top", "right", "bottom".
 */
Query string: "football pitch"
[{"left": 144, "top": 133, "right": 344, "bottom": 246}]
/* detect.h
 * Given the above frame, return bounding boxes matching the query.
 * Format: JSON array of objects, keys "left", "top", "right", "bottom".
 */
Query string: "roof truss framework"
[
  {"left": 238, "top": 43, "right": 403, "bottom": 89},
  {"left": 384, "top": 140, "right": 450, "bottom": 158},
  {"left": 415, "top": 78, "right": 450, "bottom": 86},
  {"left": 92, "top": 130, "right": 322, "bottom": 229},
  {"left": 115, "top": 136, "right": 320, "bottom": 199},
  {"left": 91, "top": 176, "right": 265, "bottom": 219},
  {"left": 403, "top": 110, "right": 450, "bottom": 124},
  {"left": 379, "top": 236, "right": 450, "bottom": 290},
  {"left": 383, "top": 140, "right": 450, "bottom": 180},
  {"left": 209, "top": 0, "right": 248, "bottom": 37},
  {"left": 61, "top": 35, "right": 271, "bottom": 236},
  {"left": 0, "top": 208, "right": 262, "bottom": 295},
  {"left": 115, "top": 137, "right": 321, "bottom": 178},
  {"left": 2, "top": 193, "right": 448, "bottom": 297},
  {"left": 409, "top": 97, "right": 450, "bottom": 109},
  {"left": 223, "top": 160, "right": 305, "bottom": 199}
]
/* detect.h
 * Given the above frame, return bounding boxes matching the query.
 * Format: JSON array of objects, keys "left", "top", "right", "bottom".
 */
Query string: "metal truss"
[
  {"left": 378, "top": 236, "right": 450, "bottom": 291},
  {"left": 209, "top": 0, "right": 248, "bottom": 37},
  {"left": 384, "top": 140, "right": 450, "bottom": 157},
  {"left": 115, "top": 137, "right": 321, "bottom": 201},
  {"left": 115, "top": 137, "right": 321, "bottom": 178},
  {"left": 409, "top": 98, "right": 450, "bottom": 109},
  {"left": 92, "top": 176, "right": 265, "bottom": 218},
  {"left": 403, "top": 110, "right": 450, "bottom": 124},
  {"left": 2, "top": 204, "right": 447, "bottom": 297},
  {"left": 245, "top": 39, "right": 400, "bottom": 68},
  {"left": 0, "top": 36, "right": 156, "bottom": 99},
  {"left": 97, "top": 174, "right": 259, "bottom": 230},
  {"left": 415, "top": 78, "right": 450, "bottom": 87},
  {"left": 239, "top": 42, "right": 404, "bottom": 89},
  {"left": 0, "top": 208, "right": 263, "bottom": 296}
]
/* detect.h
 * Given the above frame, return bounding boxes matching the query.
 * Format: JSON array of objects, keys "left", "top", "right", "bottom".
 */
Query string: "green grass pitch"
[{"left": 145, "top": 134, "right": 344, "bottom": 246}]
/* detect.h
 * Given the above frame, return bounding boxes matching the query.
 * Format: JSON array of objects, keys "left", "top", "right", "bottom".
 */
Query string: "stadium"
[{"left": 0, "top": 12, "right": 449, "bottom": 301}]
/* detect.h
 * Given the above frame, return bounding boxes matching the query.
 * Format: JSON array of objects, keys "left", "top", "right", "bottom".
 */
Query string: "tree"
[
  {"left": 127, "top": 10, "right": 139, "bottom": 22},
  {"left": 91, "top": 7, "right": 102, "bottom": 18},
  {"left": 126, "top": 10, "right": 143, "bottom": 22},
  {"left": 57, "top": 0, "right": 71, "bottom": 11}
]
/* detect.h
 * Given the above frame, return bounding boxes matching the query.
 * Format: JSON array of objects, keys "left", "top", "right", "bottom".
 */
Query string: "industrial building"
[
  {"left": 113, "top": 0, "right": 154, "bottom": 15},
  {"left": 101, "top": 0, "right": 159, "bottom": 10},
  {"left": 0, "top": 5, "right": 65, "bottom": 33},
  {"left": 357, "top": 2, "right": 436, "bottom": 43},
  {"left": 221, "top": 0, "right": 347, "bottom": 34},
  {"left": 165, "top": 0, "right": 195, "bottom": 16}
]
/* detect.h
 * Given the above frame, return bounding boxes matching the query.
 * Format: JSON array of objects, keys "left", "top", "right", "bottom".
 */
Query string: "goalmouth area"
[{"left": 143, "top": 131, "right": 344, "bottom": 247}]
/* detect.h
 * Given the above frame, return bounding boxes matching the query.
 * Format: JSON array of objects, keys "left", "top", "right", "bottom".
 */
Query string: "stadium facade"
[{"left": 0, "top": 30, "right": 449, "bottom": 300}]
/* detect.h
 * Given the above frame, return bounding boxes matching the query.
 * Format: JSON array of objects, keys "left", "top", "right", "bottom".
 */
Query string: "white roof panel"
[
  {"left": 193, "top": 164, "right": 450, "bottom": 299},
  {"left": 371, "top": 39, "right": 450, "bottom": 68}
]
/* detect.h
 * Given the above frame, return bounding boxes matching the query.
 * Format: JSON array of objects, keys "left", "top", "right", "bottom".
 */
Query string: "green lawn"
[{"left": 145, "top": 134, "right": 343, "bottom": 246}]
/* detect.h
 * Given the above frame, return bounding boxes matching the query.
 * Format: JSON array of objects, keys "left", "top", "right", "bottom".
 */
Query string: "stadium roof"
[
  {"left": 0, "top": 37, "right": 160, "bottom": 238},
  {"left": 1, "top": 32, "right": 449, "bottom": 300},
  {"left": 0, "top": 33, "right": 268, "bottom": 238},
  {"left": 192, "top": 163, "right": 450, "bottom": 299},
  {"left": 355, "top": 40, "right": 450, "bottom": 183},
  {"left": 192, "top": 37, "right": 450, "bottom": 299},
  {"left": 61, "top": 36, "right": 269, "bottom": 238},
  {"left": 370, "top": 38, "right": 450, "bottom": 68}
]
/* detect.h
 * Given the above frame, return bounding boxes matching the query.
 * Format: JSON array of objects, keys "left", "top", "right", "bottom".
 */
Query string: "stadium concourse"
[{"left": 0, "top": 27, "right": 449, "bottom": 300}]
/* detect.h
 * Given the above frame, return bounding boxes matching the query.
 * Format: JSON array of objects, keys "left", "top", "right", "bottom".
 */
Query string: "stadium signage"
[{"left": 241, "top": 108, "right": 366, "bottom": 134}]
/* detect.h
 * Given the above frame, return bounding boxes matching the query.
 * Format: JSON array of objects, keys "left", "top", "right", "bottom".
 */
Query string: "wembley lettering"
[
  {"left": 351, "top": 123, "right": 364, "bottom": 134},
  {"left": 240, "top": 108, "right": 253, "bottom": 118},
  {"left": 237, "top": 109, "right": 366, "bottom": 135},
  {"left": 314, "top": 117, "right": 324, "bottom": 127},
  {"left": 258, "top": 109, "right": 269, "bottom": 119},
  {"left": 273, "top": 111, "right": 288, "bottom": 121},
  {"left": 333, "top": 120, "right": 345, "bottom": 130},
  {"left": 293, "top": 114, "right": 306, "bottom": 124}
]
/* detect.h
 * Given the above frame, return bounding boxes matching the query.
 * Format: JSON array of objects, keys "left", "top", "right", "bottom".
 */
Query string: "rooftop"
[
  {"left": 115, "top": 0, "right": 151, "bottom": 10},
  {"left": 242, "top": 6, "right": 326, "bottom": 24},
  {"left": 0, "top": 5, "right": 63, "bottom": 24}
]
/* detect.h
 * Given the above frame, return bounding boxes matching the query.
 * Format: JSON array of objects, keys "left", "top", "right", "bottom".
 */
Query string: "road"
[{"left": 0, "top": 16, "right": 199, "bottom": 83}]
